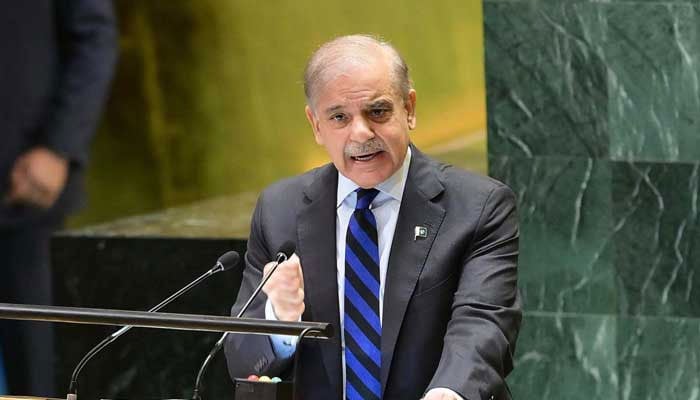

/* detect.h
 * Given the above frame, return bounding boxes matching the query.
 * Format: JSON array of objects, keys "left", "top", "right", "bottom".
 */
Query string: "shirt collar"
[{"left": 336, "top": 146, "right": 412, "bottom": 208}]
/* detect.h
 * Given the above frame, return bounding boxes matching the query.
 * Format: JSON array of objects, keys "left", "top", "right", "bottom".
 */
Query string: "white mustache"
[{"left": 344, "top": 140, "right": 385, "bottom": 157}]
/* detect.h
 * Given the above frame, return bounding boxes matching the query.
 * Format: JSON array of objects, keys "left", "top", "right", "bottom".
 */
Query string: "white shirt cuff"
[{"left": 265, "top": 299, "right": 298, "bottom": 359}]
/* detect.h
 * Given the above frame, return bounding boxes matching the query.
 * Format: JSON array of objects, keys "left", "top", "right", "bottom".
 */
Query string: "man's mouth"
[{"left": 351, "top": 151, "right": 382, "bottom": 161}]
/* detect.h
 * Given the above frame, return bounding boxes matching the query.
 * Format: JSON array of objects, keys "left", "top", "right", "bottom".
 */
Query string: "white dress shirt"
[{"left": 265, "top": 147, "right": 463, "bottom": 399}]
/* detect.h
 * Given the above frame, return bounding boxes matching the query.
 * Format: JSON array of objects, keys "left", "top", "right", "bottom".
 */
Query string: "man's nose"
[{"left": 349, "top": 117, "right": 375, "bottom": 142}]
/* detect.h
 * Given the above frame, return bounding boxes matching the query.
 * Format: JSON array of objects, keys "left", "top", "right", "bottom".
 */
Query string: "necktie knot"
[{"left": 355, "top": 188, "right": 379, "bottom": 210}]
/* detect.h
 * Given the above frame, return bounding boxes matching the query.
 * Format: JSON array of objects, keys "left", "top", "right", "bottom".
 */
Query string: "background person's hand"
[
  {"left": 5, "top": 147, "right": 68, "bottom": 209},
  {"left": 262, "top": 253, "right": 305, "bottom": 321}
]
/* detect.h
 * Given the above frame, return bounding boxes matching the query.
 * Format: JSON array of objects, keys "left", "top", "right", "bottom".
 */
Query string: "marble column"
[{"left": 484, "top": 1, "right": 700, "bottom": 398}]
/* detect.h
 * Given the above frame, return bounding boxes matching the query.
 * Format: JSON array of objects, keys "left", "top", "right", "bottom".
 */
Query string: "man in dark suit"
[
  {"left": 225, "top": 35, "right": 521, "bottom": 400},
  {"left": 0, "top": 1, "right": 117, "bottom": 396}
]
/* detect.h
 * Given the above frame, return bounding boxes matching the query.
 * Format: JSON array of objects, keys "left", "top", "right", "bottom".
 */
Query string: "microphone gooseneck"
[
  {"left": 67, "top": 250, "right": 240, "bottom": 400},
  {"left": 191, "top": 242, "right": 296, "bottom": 400}
]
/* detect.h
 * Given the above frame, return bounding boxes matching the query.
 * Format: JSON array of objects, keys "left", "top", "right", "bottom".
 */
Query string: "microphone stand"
[
  {"left": 191, "top": 253, "right": 289, "bottom": 400},
  {"left": 67, "top": 262, "right": 228, "bottom": 400},
  {"left": 290, "top": 327, "right": 323, "bottom": 400}
]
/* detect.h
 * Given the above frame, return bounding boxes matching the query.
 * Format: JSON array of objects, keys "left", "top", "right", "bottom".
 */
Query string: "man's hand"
[
  {"left": 422, "top": 388, "right": 464, "bottom": 400},
  {"left": 5, "top": 147, "right": 69, "bottom": 209},
  {"left": 262, "top": 253, "right": 305, "bottom": 321}
]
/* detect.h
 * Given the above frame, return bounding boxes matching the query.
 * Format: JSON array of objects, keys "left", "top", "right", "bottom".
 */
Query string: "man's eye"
[
  {"left": 331, "top": 114, "right": 347, "bottom": 122},
  {"left": 369, "top": 108, "right": 390, "bottom": 118}
]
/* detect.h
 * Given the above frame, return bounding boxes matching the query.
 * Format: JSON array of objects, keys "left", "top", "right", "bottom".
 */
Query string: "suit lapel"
[
  {"left": 381, "top": 147, "right": 446, "bottom": 395},
  {"left": 297, "top": 164, "right": 343, "bottom": 398}
]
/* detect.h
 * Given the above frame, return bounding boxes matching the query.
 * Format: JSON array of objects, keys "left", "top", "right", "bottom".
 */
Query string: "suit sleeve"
[
  {"left": 41, "top": 0, "right": 118, "bottom": 166},
  {"left": 225, "top": 191, "right": 294, "bottom": 380},
  {"left": 426, "top": 185, "right": 522, "bottom": 400}
]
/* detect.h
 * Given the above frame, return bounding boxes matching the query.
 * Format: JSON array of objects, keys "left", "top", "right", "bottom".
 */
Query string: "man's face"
[{"left": 305, "top": 57, "right": 416, "bottom": 189}]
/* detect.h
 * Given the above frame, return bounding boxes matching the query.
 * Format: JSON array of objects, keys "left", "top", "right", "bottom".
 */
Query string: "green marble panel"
[
  {"left": 617, "top": 316, "right": 700, "bottom": 400},
  {"left": 484, "top": 1, "right": 608, "bottom": 158},
  {"left": 508, "top": 312, "right": 618, "bottom": 400},
  {"left": 490, "top": 156, "right": 615, "bottom": 314},
  {"left": 612, "top": 161, "right": 700, "bottom": 317},
  {"left": 605, "top": 3, "right": 700, "bottom": 162},
  {"left": 485, "top": 1, "right": 700, "bottom": 399}
]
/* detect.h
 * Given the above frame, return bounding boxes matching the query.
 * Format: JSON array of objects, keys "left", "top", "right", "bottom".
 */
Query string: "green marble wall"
[{"left": 484, "top": 0, "right": 700, "bottom": 398}]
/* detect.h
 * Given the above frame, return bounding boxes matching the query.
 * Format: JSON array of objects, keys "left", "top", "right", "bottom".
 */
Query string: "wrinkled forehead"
[
  {"left": 321, "top": 94, "right": 395, "bottom": 117},
  {"left": 311, "top": 55, "right": 398, "bottom": 109}
]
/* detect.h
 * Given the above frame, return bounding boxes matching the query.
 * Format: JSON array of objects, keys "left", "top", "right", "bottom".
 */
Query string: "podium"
[
  {"left": 0, "top": 397, "right": 63, "bottom": 400},
  {"left": 0, "top": 303, "right": 333, "bottom": 400}
]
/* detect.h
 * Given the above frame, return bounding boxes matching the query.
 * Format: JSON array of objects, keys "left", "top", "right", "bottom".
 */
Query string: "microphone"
[
  {"left": 191, "top": 241, "right": 295, "bottom": 400},
  {"left": 66, "top": 250, "right": 240, "bottom": 400}
]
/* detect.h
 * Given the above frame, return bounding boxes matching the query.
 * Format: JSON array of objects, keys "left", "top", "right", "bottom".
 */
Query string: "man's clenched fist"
[
  {"left": 262, "top": 253, "right": 305, "bottom": 321},
  {"left": 422, "top": 388, "right": 464, "bottom": 400}
]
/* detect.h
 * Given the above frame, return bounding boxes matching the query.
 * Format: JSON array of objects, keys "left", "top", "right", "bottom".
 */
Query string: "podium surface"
[{"left": 0, "top": 397, "right": 63, "bottom": 400}]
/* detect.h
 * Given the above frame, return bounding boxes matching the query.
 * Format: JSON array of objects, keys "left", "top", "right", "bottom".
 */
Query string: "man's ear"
[
  {"left": 405, "top": 89, "right": 417, "bottom": 130},
  {"left": 305, "top": 105, "right": 323, "bottom": 145}
]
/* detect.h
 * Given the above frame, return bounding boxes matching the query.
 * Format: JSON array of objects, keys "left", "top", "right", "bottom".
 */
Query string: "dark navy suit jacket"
[
  {"left": 0, "top": 1, "right": 117, "bottom": 227},
  {"left": 225, "top": 146, "right": 522, "bottom": 400}
]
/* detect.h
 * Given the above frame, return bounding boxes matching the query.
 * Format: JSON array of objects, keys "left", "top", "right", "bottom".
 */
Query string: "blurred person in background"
[{"left": 0, "top": 1, "right": 117, "bottom": 396}]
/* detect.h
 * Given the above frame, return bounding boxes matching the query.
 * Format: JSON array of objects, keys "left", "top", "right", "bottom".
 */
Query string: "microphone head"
[
  {"left": 217, "top": 251, "right": 241, "bottom": 271},
  {"left": 277, "top": 241, "right": 296, "bottom": 259}
]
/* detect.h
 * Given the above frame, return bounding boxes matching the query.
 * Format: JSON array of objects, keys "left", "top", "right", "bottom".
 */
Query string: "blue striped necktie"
[{"left": 344, "top": 188, "right": 382, "bottom": 400}]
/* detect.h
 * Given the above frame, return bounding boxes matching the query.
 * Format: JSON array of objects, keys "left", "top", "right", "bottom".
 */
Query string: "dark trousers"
[{"left": 0, "top": 222, "right": 58, "bottom": 397}]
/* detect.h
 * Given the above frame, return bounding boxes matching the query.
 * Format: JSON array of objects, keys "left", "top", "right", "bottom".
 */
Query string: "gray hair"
[{"left": 303, "top": 34, "right": 412, "bottom": 109}]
